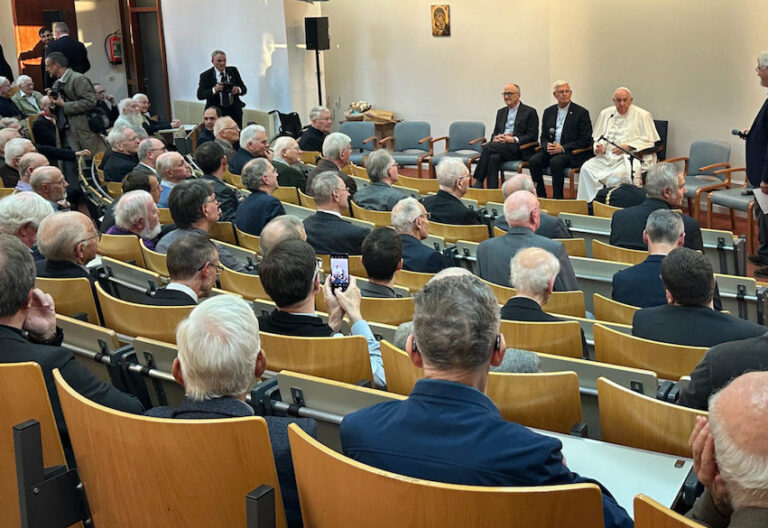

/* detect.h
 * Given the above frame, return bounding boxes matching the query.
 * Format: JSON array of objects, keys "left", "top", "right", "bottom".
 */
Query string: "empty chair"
[
  {"left": 592, "top": 240, "right": 647, "bottom": 265},
  {"left": 360, "top": 296, "right": 415, "bottom": 325},
  {"left": 597, "top": 377, "right": 706, "bottom": 457},
  {"left": 500, "top": 320, "right": 583, "bottom": 358},
  {"left": 97, "top": 232, "right": 145, "bottom": 267},
  {"left": 430, "top": 221, "right": 489, "bottom": 244},
  {"left": 380, "top": 121, "right": 433, "bottom": 177},
  {"left": 428, "top": 121, "right": 486, "bottom": 176},
  {"left": 463, "top": 187, "right": 505, "bottom": 206},
  {"left": 132, "top": 336, "right": 185, "bottom": 408},
  {"left": 592, "top": 201, "right": 621, "bottom": 218},
  {"left": 705, "top": 167, "right": 756, "bottom": 255},
  {"left": 219, "top": 266, "right": 270, "bottom": 301},
  {"left": 350, "top": 201, "right": 392, "bottom": 227},
  {"left": 339, "top": 121, "right": 378, "bottom": 166},
  {"left": 54, "top": 370, "right": 288, "bottom": 528},
  {"left": 288, "top": 424, "right": 605, "bottom": 528},
  {"left": 208, "top": 221, "right": 237, "bottom": 245},
  {"left": 556, "top": 238, "right": 587, "bottom": 258},
  {"left": 273, "top": 186, "right": 300, "bottom": 205},
  {"left": 664, "top": 140, "right": 731, "bottom": 221},
  {"left": 397, "top": 173, "right": 439, "bottom": 194},
  {"left": 234, "top": 226, "right": 261, "bottom": 253},
  {"left": 394, "top": 268, "right": 435, "bottom": 293},
  {"left": 300, "top": 150, "right": 322, "bottom": 165},
  {"left": 259, "top": 332, "right": 374, "bottom": 385},
  {"left": 593, "top": 293, "right": 639, "bottom": 325},
  {"left": 35, "top": 276, "right": 100, "bottom": 325},
  {"left": 106, "top": 181, "right": 122, "bottom": 199},
  {"left": 298, "top": 189, "right": 317, "bottom": 209},
  {"left": 633, "top": 494, "right": 704, "bottom": 528},
  {"left": 593, "top": 323, "right": 706, "bottom": 381},
  {"left": 157, "top": 207, "right": 173, "bottom": 224},
  {"left": 57, "top": 314, "right": 125, "bottom": 385}
]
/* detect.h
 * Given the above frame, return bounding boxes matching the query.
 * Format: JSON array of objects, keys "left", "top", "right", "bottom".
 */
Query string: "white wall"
[
  {"left": 75, "top": 0, "right": 128, "bottom": 101},
  {"left": 0, "top": 0, "right": 18, "bottom": 79}
]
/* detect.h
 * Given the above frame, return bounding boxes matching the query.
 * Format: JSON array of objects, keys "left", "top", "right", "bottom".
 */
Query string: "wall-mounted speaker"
[{"left": 305, "top": 17, "right": 330, "bottom": 51}]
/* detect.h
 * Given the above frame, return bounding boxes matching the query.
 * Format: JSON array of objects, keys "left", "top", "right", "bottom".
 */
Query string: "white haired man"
[
  {"left": 353, "top": 149, "right": 405, "bottom": 211},
  {"left": 745, "top": 51, "right": 768, "bottom": 276},
  {"left": 16, "top": 152, "right": 48, "bottom": 192},
  {"left": 11, "top": 75, "right": 43, "bottom": 116},
  {"left": 30, "top": 165, "right": 68, "bottom": 211},
  {"left": 685, "top": 371, "right": 768, "bottom": 526},
  {"left": 576, "top": 87, "right": 659, "bottom": 202},
  {"left": 234, "top": 158, "right": 285, "bottom": 236},
  {"left": 196, "top": 50, "right": 247, "bottom": 127},
  {"left": 298, "top": 105, "right": 331, "bottom": 152},
  {"left": 132, "top": 92, "right": 180, "bottom": 136},
  {"left": 105, "top": 189, "right": 161, "bottom": 250},
  {"left": 113, "top": 97, "right": 145, "bottom": 132},
  {"left": 272, "top": 135, "right": 307, "bottom": 192},
  {"left": 0, "top": 76, "right": 23, "bottom": 119},
  {"left": 1, "top": 137, "right": 35, "bottom": 187},
  {"left": 133, "top": 137, "right": 166, "bottom": 177},
  {"left": 494, "top": 174, "right": 572, "bottom": 239},
  {"left": 229, "top": 124, "right": 270, "bottom": 175},
  {"left": 0, "top": 191, "right": 54, "bottom": 260},
  {"left": 212, "top": 116, "right": 238, "bottom": 161},
  {"left": 103, "top": 125, "right": 140, "bottom": 183},
  {"left": 391, "top": 197, "right": 445, "bottom": 273},
  {"left": 306, "top": 132, "right": 357, "bottom": 194},
  {"left": 155, "top": 152, "right": 192, "bottom": 208},
  {"left": 421, "top": 157, "right": 481, "bottom": 225},
  {"left": 35, "top": 211, "right": 99, "bottom": 280}
]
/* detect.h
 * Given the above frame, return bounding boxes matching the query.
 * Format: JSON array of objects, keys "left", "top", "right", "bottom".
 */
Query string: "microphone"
[
  {"left": 548, "top": 127, "right": 555, "bottom": 142},
  {"left": 732, "top": 129, "right": 747, "bottom": 139}
]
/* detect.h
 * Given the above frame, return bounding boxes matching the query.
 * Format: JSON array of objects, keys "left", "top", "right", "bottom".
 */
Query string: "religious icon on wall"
[{"left": 431, "top": 5, "right": 450, "bottom": 37}]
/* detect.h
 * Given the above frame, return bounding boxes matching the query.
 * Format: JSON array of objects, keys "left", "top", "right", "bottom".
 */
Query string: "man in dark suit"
[
  {"left": 306, "top": 132, "right": 357, "bottom": 195},
  {"left": 478, "top": 190, "right": 578, "bottom": 290},
  {"left": 353, "top": 149, "right": 405, "bottom": 211},
  {"left": 1, "top": 137, "right": 35, "bottom": 188},
  {"left": 235, "top": 158, "right": 285, "bottom": 236},
  {"left": 196, "top": 50, "right": 247, "bottom": 128},
  {"left": 229, "top": 124, "right": 269, "bottom": 175},
  {"left": 359, "top": 227, "right": 404, "bottom": 298},
  {"left": 100, "top": 170, "right": 162, "bottom": 233},
  {"left": 472, "top": 82, "right": 539, "bottom": 189},
  {"left": 46, "top": 22, "right": 90, "bottom": 74},
  {"left": 612, "top": 209, "right": 684, "bottom": 308},
  {"left": 527, "top": 81, "right": 593, "bottom": 199},
  {"left": 272, "top": 136, "right": 307, "bottom": 192},
  {"left": 0, "top": 76, "right": 23, "bottom": 118},
  {"left": 103, "top": 125, "right": 140, "bottom": 183},
  {"left": 35, "top": 211, "right": 98, "bottom": 281},
  {"left": 194, "top": 141, "right": 239, "bottom": 222},
  {"left": 298, "top": 106, "right": 331, "bottom": 153},
  {"left": 494, "top": 174, "right": 572, "bottom": 239},
  {"left": 421, "top": 157, "right": 481, "bottom": 225},
  {"left": 197, "top": 106, "right": 219, "bottom": 147},
  {"left": 745, "top": 52, "right": 768, "bottom": 276},
  {"left": 0, "top": 234, "right": 143, "bottom": 464},
  {"left": 340, "top": 275, "right": 632, "bottom": 528},
  {"left": 632, "top": 247, "right": 766, "bottom": 347},
  {"left": 304, "top": 172, "right": 370, "bottom": 255},
  {"left": 610, "top": 162, "right": 704, "bottom": 251},
  {"left": 134, "top": 137, "right": 165, "bottom": 178},
  {"left": 144, "top": 294, "right": 316, "bottom": 528},
  {"left": 391, "top": 197, "right": 445, "bottom": 273},
  {"left": 18, "top": 27, "right": 53, "bottom": 88}
]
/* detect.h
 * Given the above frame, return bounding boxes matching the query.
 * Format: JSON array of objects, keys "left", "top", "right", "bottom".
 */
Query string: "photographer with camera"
[
  {"left": 44, "top": 51, "right": 106, "bottom": 157},
  {"left": 196, "top": 50, "right": 247, "bottom": 128}
]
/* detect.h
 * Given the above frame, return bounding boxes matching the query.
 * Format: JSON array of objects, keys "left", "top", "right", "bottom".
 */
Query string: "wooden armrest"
[
  {"left": 418, "top": 136, "right": 433, "bottom": 144},
  {"left": 572, "top": 146, "right": 592, "bottom": 155},
  {"left": 713, "top": 167, "right": 746, "bottom": 175},
  {"left": 379, "top": 136, "right": 393, "bottom": 147},
  {"left": 469, "top": 137, "right": 487, "bottom": 145},
  {"left": 431, "top": 136, "right": 449, "bottom": 144},
  {"left": 698, "top": 162, "right": 730, "bottom": 172},
  {"left": 519, "top": 141, "right": 539, "bottom": 151},
  {"left": 362, "top": 136, "right": 379, "bottom": 149},
  {"left": 664, "top": 156, "right": 689, "bottom": 164}
]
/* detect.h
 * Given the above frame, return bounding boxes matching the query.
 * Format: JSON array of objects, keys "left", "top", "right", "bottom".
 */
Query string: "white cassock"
[{"left": 576, "top": 105, "right": 659, "bottom": 202}]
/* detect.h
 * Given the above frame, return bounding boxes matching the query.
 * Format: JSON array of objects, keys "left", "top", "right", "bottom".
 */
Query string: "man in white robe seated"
[{"left": 576, "top": 87, "right": 659, "bottom": 202}]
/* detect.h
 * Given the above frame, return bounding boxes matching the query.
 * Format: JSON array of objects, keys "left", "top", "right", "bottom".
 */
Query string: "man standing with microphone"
[{"left": 745, "top": 51, "right": 768, "bottom": 276}]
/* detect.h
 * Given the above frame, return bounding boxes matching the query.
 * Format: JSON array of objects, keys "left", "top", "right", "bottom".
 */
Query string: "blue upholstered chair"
[
  {"left": 380, "top": 121, "right": 432, "bottom": 177},
  {"left": 428, "top": 121, "right": 486, "bottom": 177},
  {"left": 705, "top": 167, "right": 755, "bottom": 255},
  {"left": 339, "top": 121, "right": 378, "bottom": 166},
  {"left": 664, "top": 140, "right": 731, "bottom": 221}
]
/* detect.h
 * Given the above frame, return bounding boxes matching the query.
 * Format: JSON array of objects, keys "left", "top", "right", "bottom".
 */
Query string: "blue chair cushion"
[
  {"left": 709, "top": 187, "right": 754, "bottom": 211},
  {"left": 392, "top": 151, "right": 429, "bottom": 166},
  {"left": 684, "top": 175, "right": 725, "bottom": 197}
]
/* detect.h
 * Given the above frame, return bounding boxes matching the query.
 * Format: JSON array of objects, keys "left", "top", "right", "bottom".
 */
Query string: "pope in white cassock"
[{"left": 576, "top": 87, "right": 659, "bottom": 202}]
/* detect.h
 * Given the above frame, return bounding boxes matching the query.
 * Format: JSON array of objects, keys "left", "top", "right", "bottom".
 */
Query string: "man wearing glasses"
[
  {"left": 35, "top": 211, "right": 100, "bottom": 281},
  {"left": 471, "top": 82, "right": 539, "bottom": 189},
  {"left": 744, "top": 52, "right": 768, "bottom": 278},
  {"left": 391, "top": 197, "right": 445, "bottom": 273},
  {"left": 299, "top": 106, "right": 332, "bottom": 153}
]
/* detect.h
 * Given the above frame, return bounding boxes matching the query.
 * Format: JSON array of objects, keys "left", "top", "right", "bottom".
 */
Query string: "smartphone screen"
[{"left": 330, "top": 253, "right": 350, "bottom": 292}]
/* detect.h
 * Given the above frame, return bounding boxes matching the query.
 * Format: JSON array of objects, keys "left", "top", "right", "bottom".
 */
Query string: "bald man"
[
  {"left": 16, "top": 152, "right": 49, "bottom": 192},
  {"left": 494, "top": 174, "right": 572, "bottom": 239},
  {"left": 476, "top": 190, "right": 578, "bottom": 290},
  {"left": 35, "top": 211, "right": 98, "bottom": 280},
  {"left": 686, "top": 372, "right": 768, "bottom": 526},
  {"left": 30, "top": 166, "right": 68, "bottom": 211}
]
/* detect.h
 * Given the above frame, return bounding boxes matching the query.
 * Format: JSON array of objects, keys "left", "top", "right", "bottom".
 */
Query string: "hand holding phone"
[{"left": 329, "top": 253, "right": 350, "bottom": 293}]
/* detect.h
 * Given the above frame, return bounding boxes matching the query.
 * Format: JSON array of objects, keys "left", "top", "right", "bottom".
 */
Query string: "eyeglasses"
[
  {"left": 197, "top": 261, "right": 224, "bottom": 274},
  {"left": 501, "top": 92, "right": 520, "bottom": 96},
  {"left": 74, "top": 233, "right": 100, "bottom": 251},
  {"left": 415, "top": 212, "right": 431, "bottom": 223}
]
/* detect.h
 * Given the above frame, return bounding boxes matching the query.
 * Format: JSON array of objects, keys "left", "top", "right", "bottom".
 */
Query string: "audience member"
[
  {"left": 339, "top": 274, "right": 632, "bottom": 528},
  {"left": 103, "top": 126, "right": 140, "bottom": 183},
  {"left": 685, "top": 373, "right": 768, "bottom": 526},
  {"left": 298, "top": 105, "right": 331, "bottom": 153},
  {"left": 422, "top": 158, "right": 481, "bottom": 225},
  {"left": 133, "top": 92, "right": 181, "bottom": 135},
  {"left": 114, "top": 97, "right": 145, "bottom": 133},
  {"left": 577, "top": 87, "right": 659, "bottom": 202},
  {"left": 391, "top": 197, "right": 445, "bottom": 273},
  {"left": 196, "top": 50, "right": 247, "bottom": 128},
  {"left": 93, "top": 83, "right": 118, "bottom": 126},
  {"left": 100, "top": 170, "right": 162, "bottom": 233},
  {"left": 212, "top": 116, "right": 238, "bottom": 161},
  {"left": 1, "top": 137, "right": 35, "bottom": 187},
  {"left": 360, "top": 227, "right": 404, "bottom": 298},
  {"left": 144, "top": 294, "right": 315, "bottom": 527},
  {"left": 477, "top": 190, "right": 577, "bottom": 290},
  {"left": 303, "top": 171, "right": 370, "bottom": 255},
  {"left": 32, "top": 95, "right": 91, "bottom": 166},
  {"left": 197, "top": 106, "right": 219, "bottom": 146},
  {"left": 0, "top": 191, "right": 53, "bottom": 260},
  {"left": 46, "top": 22, "right": 90, "bottom": 74},
  {"left": 260, "top": 215, "right": 306, "bottom": 257},
  {"left": 258, "top": 239, "right": 385, "bottom": 386},
  {"left": 30, "top": 165, "right": 68, "bottom": 211},
  {"left": 105, "top": 190, "right": 161, "bottom": 249},
  {"left": 229, "top": 124, "right": 270, "bottom": 175},
  {"left": 156, "top": 152, "right": 192, "bottom": 208},
  {"left": 0, "top": 126, "right": 21, "bottom": 169},
  {"left": 612, "top": 209, "right": 684, "bottom": 308},
  {"left": 134, "top": 138, "right": 166, "bottom": 177},
  {"left": 527, "top": 81, "right": 593, "bottom": 198},
  {"left": 632, "top": 247, "right": 766, "bottom": 346},
  {"left": 272, "top": 136, "right": 307, "bottom": 192},
  {"left": 234, "top": 158, "right": 285, "bottom": 236},
  {"left": 593, "top": 173, "right": 647, "bottom": 208},
  {"left": 35, "top": 210, "right": 97, "bottom": 281},
  {"left": 11, "top": 75, "right": 43, "bottom": 116},
  {"left": 306, "top": 132, "right": 356, "bottom": 194},
  {"left": 0, "top": 76, "right": 23, "bottom": 119},
  {"left": 610, "top": 162, "right": 703, "bottom": 251},
  {"left": 494, "top": 174, "right": 572, "bottom": 239},
  {"left": 353, "top": 149, "right": 405, "bottom": 211},
  {"left": 195, "top": 141, "right": 240, "bottom": 221},
  {"left": 156, "top": 179, "right": 253, "bottom": 274},
  {"left": 16, "top": 152, "right": 48, "bottom": 192},
  {"left": 472, "top": 82, "right": 539, "bottom": 189}
]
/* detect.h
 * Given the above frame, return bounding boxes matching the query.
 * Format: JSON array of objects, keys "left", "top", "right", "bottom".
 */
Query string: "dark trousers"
[
  {"left": 757, "top": 198, "right": 768, "bottom": 261},
  {"left": 528, "top": 151, "right": 571, "bottom": 199},
  {"left": 472, "top": 141, "right": 521, "bottom": 188},
  {"left": 221, "top": 105, "right": 243, "bottom": 129}
]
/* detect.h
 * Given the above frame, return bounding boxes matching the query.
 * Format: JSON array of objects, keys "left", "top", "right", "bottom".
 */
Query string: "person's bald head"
[
  {"left": 213, "top": 116, "right": 238, "bottom": 144},
  {"left": 0, "top": 128, "right": 21, "bottom": 156},
  {"left": 18, "top": 153, "right": 49, "bottom": 183},
  {"left": 502, "top": 174, "right": 536, "bottom": 198},
  {"left": 504, "top": 190, "right": 540, "bottom": 230},
  {"left": 709, "top": 371, "right": 768, "bottom": 509},
  {"left": 509, "top": 247, "right": 560, "bottom": 300},
  {"left": 260, "top": 215, "right": 307, "bottom": 256},
  {"left": 37, "top": 211, "right": 98, "bottom": 264},
  {"left": 30, "top": 166, "right": 67, "bottom": 202}
]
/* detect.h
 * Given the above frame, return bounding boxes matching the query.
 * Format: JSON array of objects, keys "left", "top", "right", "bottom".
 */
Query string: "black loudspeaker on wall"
[{"left": 305, "top": 17, "right": 330, "bottom": 51}]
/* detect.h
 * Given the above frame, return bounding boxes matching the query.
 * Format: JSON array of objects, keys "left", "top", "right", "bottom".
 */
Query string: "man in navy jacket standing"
[{"left": 746, "top": 51, "right": 768, "bottom": 277}]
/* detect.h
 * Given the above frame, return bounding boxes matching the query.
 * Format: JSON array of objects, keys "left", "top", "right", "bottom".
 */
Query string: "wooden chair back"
[
  {"left": 593, "top": 323, "right": 707, "bottom": 380},
  {"left": 397, "top": 174, "right": 439, "bottom": 194},
  {"left": 380, "top": 340, "right": 422, "bottom": 396},
  {"left": 229, "top": 172, "right": 244, "bottom": 188},
  {"left": 318, "top": 254, "right": 366, "bottom": 277},
  {"left": 349, "top": 201, "right": 392, "bottom": 227},
  {"left": 140, "top": 239, "right": 169, "bottom": 277},
  {"left": 593, "top": 293, "right": 639, "bottom": 325},
  {"left": 486, "top": 371, "right": 582, "bottom": 433},
  {"left": 273, "top": 186, "right": 300, "bottom": 205},
  {"left": 97, "top": 233, "right": 145, "bottom": 267},
  {"left": 493, "top": 225, "right": 507, "bottom": 238},
  {"left": 479, "top": 278, "right": 586, "bottom": 318},
  {"left": 95, "top": 282, "right": 192, "bottom": 343},
  {"left": 35, "top": 277, "right": 100, "bottom": 325},
  {"left": 555, "top": 238, "right": 587, "bottom": 257},
  {"left": 634, "top": 494, "right": 705, "bottom": 528},
  {"left": 597, "top": 377, "right": 707, "bottom": 457},
  {"left": 463, "top": 187, "right": 504, "bottom": 205},
  {"left": 300, "top": 150, "right": 321, "bottom": 164},
  {"left": 360, "top": 296, "right": 415, "bottom": 325},
  {"left": 288, "top": 424, "right": 605, "bottom": 528},
  {"left": 0, "top": 363, "right": 66, "bottom": 528},
  {"left": 592, "top": 240, "right": 647, "bottom": 265},
  {"left": 394, "top": 268, "right": 435, "bottom": 293},
  {"left": 592, "top": 200, "right": 621, "bottom": 218},
  {"left": 219, "top": 266, "right": 271, "bottom": 301},
  {"left": 499, "top": 320, "right": 583, "bottom": 358},
  {"left": 350, "top": 164, "right": 369, "bottom": 178},
  {"left": 538, "top": 198, "right": 589, "bottom": 216},
  {"left": 208, "top": 221, "right": 237, "bottom": 245},
  {"left": 157, "top": 207, "right": 173, "bottom": 224},
  {"left": 234, "top": 226, "right": 261, "bottom": 253},
  {"left": 54, "top": 370, "right": 287, "bottom": 528},
  {"left": 430, "top": 221, "right": 489, "bottom": 244},
  {"left": 259, "top": 332, "right": 374, "bottom": 385},
  {"left": 298, "top": 189, "right": 317, "bottom": 209},
  {"left": 106, "top": 181, "right": 123, "bottom": 199}
]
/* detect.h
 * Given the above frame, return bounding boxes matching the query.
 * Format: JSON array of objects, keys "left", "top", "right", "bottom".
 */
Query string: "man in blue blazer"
[
  {"left": 340, "top": 275, "right": 632, "bottom": 528},
  {"left": 234, "top": 158, "right": 285, "bottom": 236},
  {"left": 391, "top": 197, "right": 445, "bottom": 273},
  {"left": 745, "top": 51, "right": 768, "bottom": 276}
]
